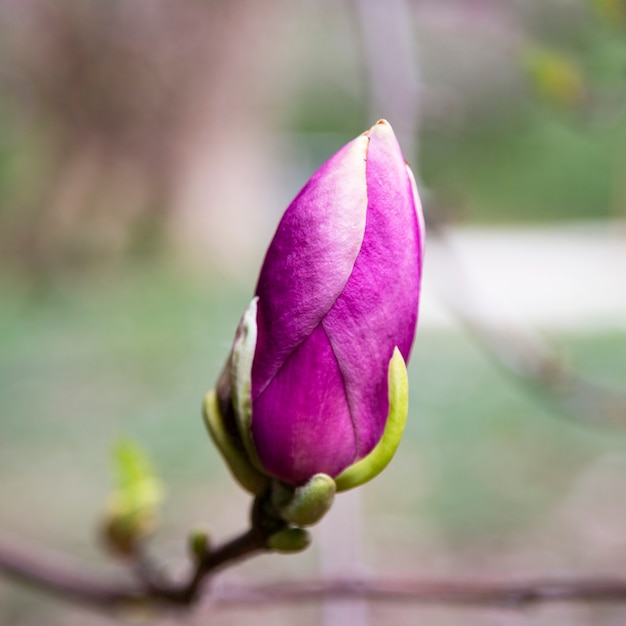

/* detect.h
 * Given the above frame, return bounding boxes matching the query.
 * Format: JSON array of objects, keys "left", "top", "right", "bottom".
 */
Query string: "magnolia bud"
[{"left": 207, "top": 120, "right": 425, "bottom": 500}]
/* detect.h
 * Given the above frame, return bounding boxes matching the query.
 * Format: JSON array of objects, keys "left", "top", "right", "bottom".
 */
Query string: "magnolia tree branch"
[
  {"left": 0, "top": 493, "right": 280, "bottom": 610},
  {"left": 0, "top": 527, "right": 268, "bottom": 610},
  {"left": 0, "top": 534, "right": 144, "bottom": 609},
  {"left": 215, "top": 577, "right": 626, "bottom": 609},
  {"left": 1, "top": 533, "right": 626, "bottom": 612}
]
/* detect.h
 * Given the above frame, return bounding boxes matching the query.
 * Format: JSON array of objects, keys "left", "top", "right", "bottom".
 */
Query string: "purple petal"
[
  {"left": 252, "top": 136, "right": 369, "bottom": 401},
  {"left": 251, "top": 324, "right": 355, "bottom": 484},
  {"left": 248, "top": 120, "right": 425, "bottom": 484},
  {"left": 321, "top": 121, "right": 424, "bottom": 458}
]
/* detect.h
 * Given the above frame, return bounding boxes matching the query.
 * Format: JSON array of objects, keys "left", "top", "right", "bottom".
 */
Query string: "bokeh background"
[{"left": 1, "top": 1, "right": 626, "bottom": 624}]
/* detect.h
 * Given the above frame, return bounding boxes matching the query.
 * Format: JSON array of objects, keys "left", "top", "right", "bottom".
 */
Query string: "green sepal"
[
  {"left": 277, "top": 474, "right": 336, "bottom": 527},
  {"left": 267, "top": 527, "right": 311, "bottom": 553},
  {"left": 188, "top": 528, "right": 210, "bottom": 563},
  {"left": 335, "top": 346, "right": 409, "bottom": 492},
  {"left": 230, "top": 297, "right": 266, "bottom": 472},
  {"left": 202, "top": 390, "right": 269, "bottom": 495}
]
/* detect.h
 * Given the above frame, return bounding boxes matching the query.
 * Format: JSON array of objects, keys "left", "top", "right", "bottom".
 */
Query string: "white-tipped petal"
[{"left": 230, "top": 297, "right": 265, "bottom": 470}]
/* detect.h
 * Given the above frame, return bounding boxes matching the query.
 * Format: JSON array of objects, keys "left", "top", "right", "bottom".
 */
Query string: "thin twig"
[
  {"left": 213, "top": 576, "right": 626, "bottom": 610},
  {"left": 3, "top": 533, "right": 626, "bottom": 613},
  {"left": 177, "top": 527, "right": 268, "bottom": 604},
  {"left": 0, "top": 524, "right": 269, "bottom": 610},
  {"left": 0, "top": 534, "right": 146, "bottom": 609}
]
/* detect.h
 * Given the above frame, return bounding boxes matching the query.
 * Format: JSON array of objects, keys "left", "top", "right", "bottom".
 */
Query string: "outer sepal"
[
  {"left": 230, "top": 297, "right": 266, "bottom": 472},
  {"left": 267, "top": 527, "right": 311, "bottom": 553},
  {"left": 334, "top": 347, "right": 409, "bottom": 492},
  {"left": 202, "top": 390, "right": 269, "bottom": 495},
  {"left": 275, "top": 474, "right": 336, "bottom": 527}
]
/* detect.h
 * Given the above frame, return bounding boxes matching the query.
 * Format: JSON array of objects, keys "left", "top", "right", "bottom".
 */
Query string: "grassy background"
[
  {"left": 1, "top": 267, "right": 625, "bottom": 624},
  {"left": 0, "top": 6, "right": 625, "bottom": 622}
]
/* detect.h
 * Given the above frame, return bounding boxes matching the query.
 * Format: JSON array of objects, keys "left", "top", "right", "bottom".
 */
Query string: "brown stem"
[
  {"left": 0, "top": 534, "right": 146, "bottom": 609},
  {"left": 0, "top": 527, "right": 268, "bottom": 610},
  {"left": 0, "top": 494, "right": 279, "bottom": 610},
  {"left": 211, "top": 576, "right": 626, "bottom": 609},
  {"left": 3, "top": 532, "right": 626, "bottom": 612},
  {"left": 164, "top": 527, "right": 270, "bottom": 605}
]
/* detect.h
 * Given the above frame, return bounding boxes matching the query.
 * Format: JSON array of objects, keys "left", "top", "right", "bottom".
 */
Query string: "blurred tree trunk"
[{"left": 0, "top": 0, "right": 291, "bottom": 279}]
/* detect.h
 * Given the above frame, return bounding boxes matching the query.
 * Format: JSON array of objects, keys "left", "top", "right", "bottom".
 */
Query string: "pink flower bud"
[
  {"left": 231, "top": 120, "right": 425, "bottom": 487},
  {"left": 211, "top": 120, "right": 424, "bottom": 492}
]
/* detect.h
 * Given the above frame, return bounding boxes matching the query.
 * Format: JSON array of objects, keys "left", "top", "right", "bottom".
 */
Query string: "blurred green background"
[{"left": 0, "top": 1, "right": 625, "bottom": 625}]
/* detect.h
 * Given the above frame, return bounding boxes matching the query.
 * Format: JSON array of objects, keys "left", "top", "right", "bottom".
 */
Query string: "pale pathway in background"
[{"left": 421, "top": 222, "right": 626, "bottom": 331}]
